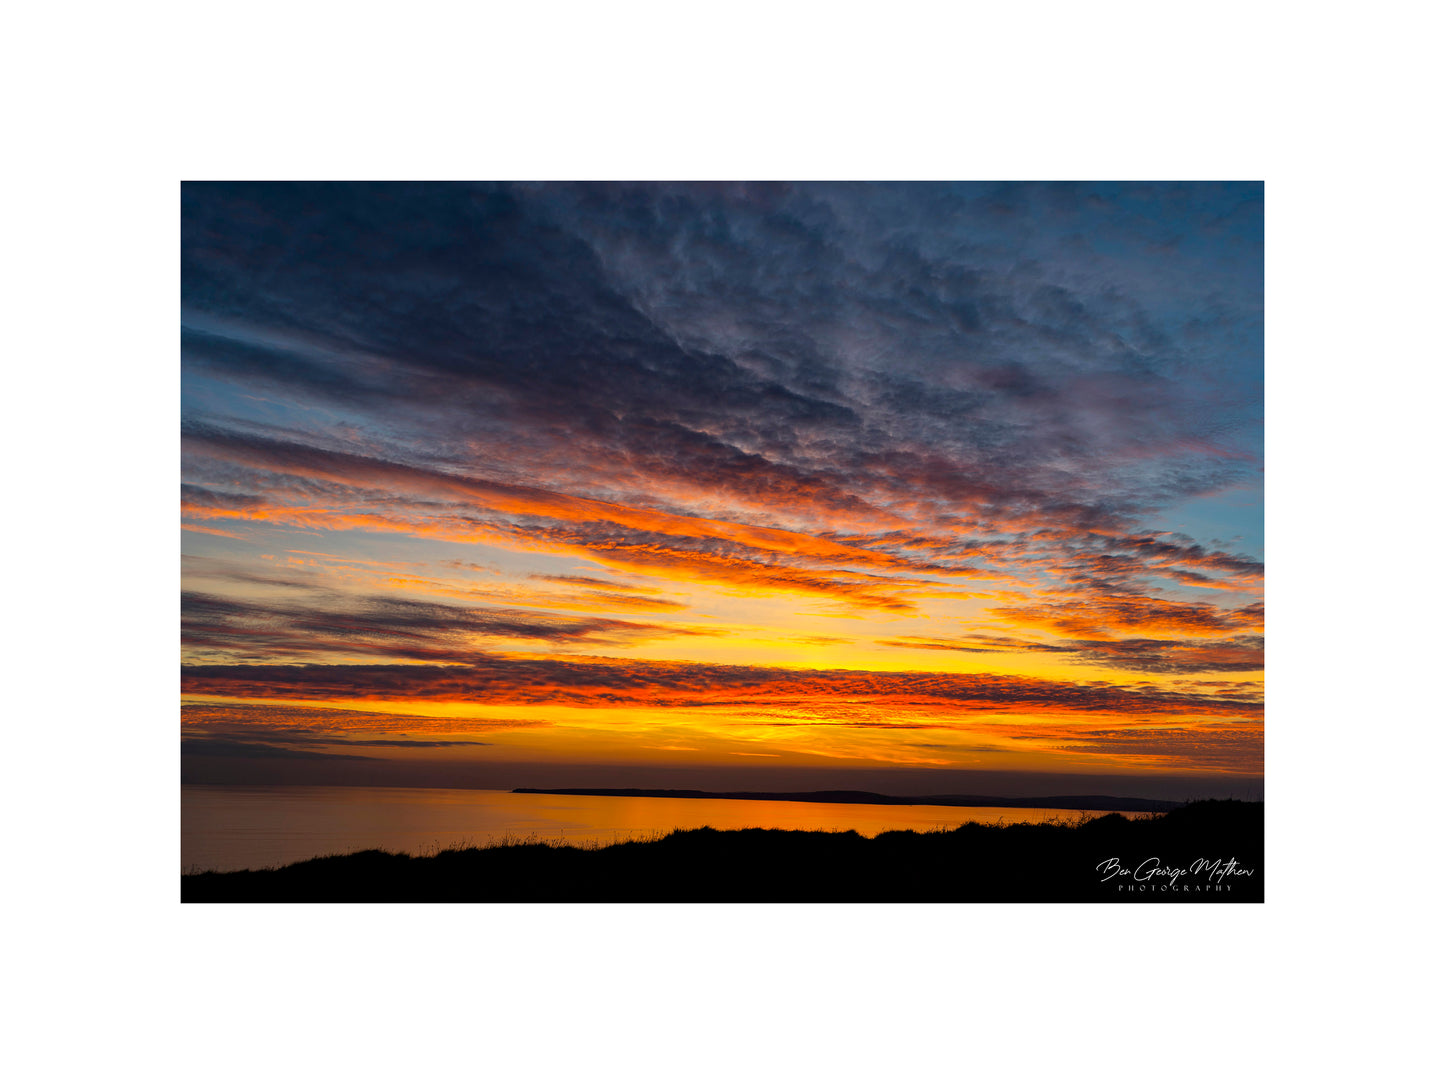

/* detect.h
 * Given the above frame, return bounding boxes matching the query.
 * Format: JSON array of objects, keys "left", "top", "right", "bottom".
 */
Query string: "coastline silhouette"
[{"left": 183, "top": 798, "right": 1262, "bottom": 903}]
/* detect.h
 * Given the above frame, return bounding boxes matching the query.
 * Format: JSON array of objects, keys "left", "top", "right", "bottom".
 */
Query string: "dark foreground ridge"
[
  {"left": 183, "top": 800, "right": 1262, "bottom": 903},
  {"left": 512, "top": 787, "right": 1183, "bottom": 813}
]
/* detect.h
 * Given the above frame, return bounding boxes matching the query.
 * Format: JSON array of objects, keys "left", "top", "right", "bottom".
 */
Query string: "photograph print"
[{"left": 180, "top": 181, "right": 1264, "bottom": 902}]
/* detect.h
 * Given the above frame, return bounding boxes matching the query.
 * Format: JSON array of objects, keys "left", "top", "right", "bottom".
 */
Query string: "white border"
[{"left": 12, "top": 2, "right": 1435, "bottom": 1079}]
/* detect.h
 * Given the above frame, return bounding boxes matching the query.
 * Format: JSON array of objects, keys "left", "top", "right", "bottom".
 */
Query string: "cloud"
[
  {"left": 182, "top": 700, "right": 546, "bottom": 734},
  {"left": 879, "top": 633, "right": 1262, "bottom": 675},
  {"left": 878, "top": 633, "right": 1075, "bottom": 655},
  {"left": 183, "top": 423, "right": 933, "bottom": 560},
  {"left": 181, "top": 653, "right": 1262, "bottom": 719},
  {"left": 528, "top": 573, "right": 649, "bottom": 591},
  {"left": 181, "top": 737, "right": 377, "bottom": 761},
  {"left": 179, "top": 432, "right": 990, "bottom": 611},
  {"left": 1057, "top": 636, "right": 1263, "bottom": 674},
  {"left": 1053, "top": 723, "right": 1263, "bottom": 771},
  {"left": 992, "top": 595, "right": 1263, "bottom": 639},
  {"left": 182, "top": 589, "right": 711, "bottom": 663}
]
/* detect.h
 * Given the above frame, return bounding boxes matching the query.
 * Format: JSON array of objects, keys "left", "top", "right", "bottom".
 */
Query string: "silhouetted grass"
[{"left": 181, "top": 799, "right": 1262, "bottom": 903}]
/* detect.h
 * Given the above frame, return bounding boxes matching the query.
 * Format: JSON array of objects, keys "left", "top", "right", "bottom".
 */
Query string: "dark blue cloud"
[{"left": 182, "top": 182, "right": 1262, "bottom": 532}]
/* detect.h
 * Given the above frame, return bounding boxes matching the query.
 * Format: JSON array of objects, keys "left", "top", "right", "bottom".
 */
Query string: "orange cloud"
[
  {"left": 993, "top": 596, "right": 1263, "bottom": 639},
  {"left": 181, "top": 654, "right": 1262, "bottom": 721}
]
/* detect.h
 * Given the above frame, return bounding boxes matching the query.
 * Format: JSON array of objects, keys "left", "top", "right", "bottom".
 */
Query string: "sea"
[{"left": 181, "top": 784, "right": 1156, "bottom": 873}]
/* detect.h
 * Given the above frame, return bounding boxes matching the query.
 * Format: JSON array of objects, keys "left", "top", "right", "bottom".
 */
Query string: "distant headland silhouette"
[{"left": 510, "top": 787, "right": 1182, "bottom": 812}]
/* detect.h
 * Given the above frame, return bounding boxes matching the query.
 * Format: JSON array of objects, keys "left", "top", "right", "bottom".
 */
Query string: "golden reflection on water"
[{"left": 182, "top": 784, "right": 1153, "bottom": 873}]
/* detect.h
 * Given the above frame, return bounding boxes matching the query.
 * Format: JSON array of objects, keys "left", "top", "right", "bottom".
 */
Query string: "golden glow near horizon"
[
  {"left": 181, "top": 182, "right": 1263, "bottom": 791},
  {"left": 181, "top": 515, "right": 1262, "bottom": 779}
]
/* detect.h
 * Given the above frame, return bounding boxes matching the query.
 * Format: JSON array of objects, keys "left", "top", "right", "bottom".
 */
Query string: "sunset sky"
[{"left": 181, "top": 181, "right": 1263, "bottom": 798}]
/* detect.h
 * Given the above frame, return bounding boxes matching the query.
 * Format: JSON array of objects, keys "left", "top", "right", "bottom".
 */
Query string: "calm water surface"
[{"left": 182, "top": 784, "right": 1149, "bottom": 873}]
